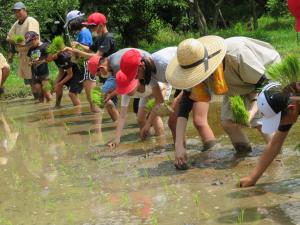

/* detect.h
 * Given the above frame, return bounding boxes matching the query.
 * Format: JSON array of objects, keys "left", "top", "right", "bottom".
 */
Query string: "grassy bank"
[{"left": 1, "top": 16, "right": 298, "bottom": 100}]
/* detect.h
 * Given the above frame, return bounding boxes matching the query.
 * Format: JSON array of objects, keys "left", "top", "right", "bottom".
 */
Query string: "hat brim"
[
  {"left": 261, "top": 111, "right": 281, "bottom": 134},
  {"left": 116, "top": 71, "right": 139, "bottom": 95},
  {"left": 64, "top": 13, "right": 85, "bottom": 28},
  {"left": 82, "top": 22, "right": 96, "bottom": 26},
  {"left": 166, "top": 35, "right": 226, "bottom": 90}
]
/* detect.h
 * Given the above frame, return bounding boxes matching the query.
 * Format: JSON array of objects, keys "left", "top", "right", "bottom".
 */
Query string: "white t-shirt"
[
  {"left": 149, "top": 47, "right": 177, "bottom": 87},
  {"left": 121, "top": 85, "right": 152, "bottom": 107}
]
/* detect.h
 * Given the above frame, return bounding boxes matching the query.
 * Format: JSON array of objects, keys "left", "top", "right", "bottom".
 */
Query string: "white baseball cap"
[
  {"left": 257, "top": 82, "right": 289, "bottom": 134},
  {"left": 64, "top": 10, "right": 84, "bottom": 28}
]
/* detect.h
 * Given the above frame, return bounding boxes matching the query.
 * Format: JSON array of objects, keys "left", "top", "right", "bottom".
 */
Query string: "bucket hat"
[{"left": 166, "top": 35, "right": 226, "bottom": 89}]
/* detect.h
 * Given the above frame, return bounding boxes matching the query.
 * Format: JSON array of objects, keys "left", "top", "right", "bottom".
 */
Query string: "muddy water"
[{"left": 0, "top": 96, "right": 300, "bottom": 225}]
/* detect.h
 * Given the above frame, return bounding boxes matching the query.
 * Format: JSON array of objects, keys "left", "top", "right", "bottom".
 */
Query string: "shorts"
[
  {"left": 80, "top": 61, "right": 96, "bottom": 82},
  {"left": 32, "top": 74, "right": 49, "bottom": 84},
  {"left": 189, "top": 82, "right": 211, "bottom": 102},
  {"left": 101, "top": 76, "right": 116, "bottom": 94},
  {"left": 62, "top": 71, "right": 83, "bottom": 94},
  {"left": 221, "top": 92, "right": 262, "bottom": 128}
]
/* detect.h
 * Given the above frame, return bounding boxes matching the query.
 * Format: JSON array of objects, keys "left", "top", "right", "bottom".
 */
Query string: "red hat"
[
  {"left": 116, "top": 70, "right": 139, "bottom": 95},
  {"left": 288, "top": 0, "right": 300, "bottom": 32},
  {"left": 82, "top": 12, "right": 107, "bottom": 26},
  {"left": 87, "top": 55, "right": 101, "bottom": 75},
  {"left": 119, "top": 49, "right": 142, "bottom": 80}
]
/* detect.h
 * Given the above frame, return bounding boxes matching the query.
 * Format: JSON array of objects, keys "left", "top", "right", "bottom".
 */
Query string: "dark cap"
[
  {"left": 257, "top": 83, "right": 289, "bottom": 134},
  {"left": 24, "top": 31, "right": 39, "bottom": 44},
  {"left": 13, "top": 2, "right": 26, "bottom": 10}
]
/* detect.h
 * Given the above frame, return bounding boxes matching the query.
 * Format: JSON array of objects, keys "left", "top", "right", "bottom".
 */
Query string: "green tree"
[{"left": 266, "top": 0, "right": 289, "bottom": 20}]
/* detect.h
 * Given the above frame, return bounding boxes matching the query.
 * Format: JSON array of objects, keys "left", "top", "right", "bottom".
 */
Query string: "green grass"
[{"left": 229, "top": 96, "right": 249, "bottom": 126}]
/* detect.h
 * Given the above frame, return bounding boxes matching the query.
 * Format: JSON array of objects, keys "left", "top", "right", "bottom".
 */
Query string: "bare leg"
[
  {"left": 152, "top": 116, "right": 165, "bottom": 136},
  {"left": 168, "top": 92, "right": 182, "bottom": 142},
  {"left": 1, "top": 66, "right": 10, "bottom": 87},
  {"left": 105, "top": 100, "right": 119, "bottom": 122},
  {"left": 55, "top": 86, "right": 63, "bottom": 107},
  {"left": 68, "top": 92, "right": 81, "bottom": 106},
  {"left": 42, "top": 80, "right": 52, "bottom": 102},
  {"left": 192, "top": 101, "right": 215, "bottom": 145},
  {"left": 83, "top": 80, "right": 99, "bottom": 113}
]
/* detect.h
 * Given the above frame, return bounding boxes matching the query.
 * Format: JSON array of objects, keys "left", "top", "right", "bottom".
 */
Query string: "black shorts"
[
  {"left": 62, "top": 70, "right": 83, "bottom": 94},
  {"left": 32, "top": 74, "right": 49, "bottom": 84}
]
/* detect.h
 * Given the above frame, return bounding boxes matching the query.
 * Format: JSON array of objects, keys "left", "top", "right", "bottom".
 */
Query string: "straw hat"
[{"left": 166, "top": 35, "right": 226, "bottom": 89}]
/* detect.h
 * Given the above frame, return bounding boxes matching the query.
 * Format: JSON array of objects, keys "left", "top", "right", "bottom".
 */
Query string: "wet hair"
[
  {"left": 140, "top": 57, "right": 156, "bottom": 85},
  {"left": 68, "top": 16, "right": 84, "bottom": 31}
]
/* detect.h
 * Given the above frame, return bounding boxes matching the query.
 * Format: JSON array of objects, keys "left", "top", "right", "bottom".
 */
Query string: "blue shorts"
[
  {"left": 101, "top": 76, "right": 116, "bottom": 94},
  {"left": 101, "top": 76, "right": 117, "bottom": 106}
]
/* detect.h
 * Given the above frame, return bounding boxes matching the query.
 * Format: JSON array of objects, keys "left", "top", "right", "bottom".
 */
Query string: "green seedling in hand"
[
  {"left": 267, "top": 55, "right": 300, "bottom": 89},
  {"left": 47, "top": 36, "right": 65, "bottom": 55},
  {"left": 91, "top": 88, "right": 104, "bottom": 108},
  {"left": 229, "top": 96, "right": 249, "bottom": 126},
  {"left": 13, "top": 35, "right": 25, "bottom": 44},
  {"left": 145, "top": 98, "right": 155, "bottom": 113}
]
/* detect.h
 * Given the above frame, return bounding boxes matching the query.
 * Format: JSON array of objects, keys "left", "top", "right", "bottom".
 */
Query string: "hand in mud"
[
  {"left": 107, "top": 138, "right": 120, "bottom": 150},
  {"left": 239, "top": 176, "right": 256, "bottom": 187},
  {"left": 140, "top": 124, "right": 150, "bottom": 140},
  {"left": 174, "top": 145, "right": 188, "bottom": 169}
]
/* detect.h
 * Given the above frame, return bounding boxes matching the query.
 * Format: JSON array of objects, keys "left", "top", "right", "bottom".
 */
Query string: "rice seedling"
[
  {"left": 145, "top": 98, "right": 155, "bottom": 113},
  {"left": 13, "top": 34, "right": 25, "bottom": 44},
  {"left": 151, "top": 214, "right": 158, "bottom": 225},
  {"left": 91, "top": 88, "right": 104, "bottom": 109},
  {"left": 229, "top": 96, "right": 249, "bottom": 126},
  {"left": 267, "top": 55, "right": 300, "bottom": 89},
  {"left": 121, "top": 192, "right": 129, "bottom": 206},
  {"left": 236, "top": 208, "right": 245, "bottom": 224},
  {"left": 47, "top": 36, "right": 65, "bottom": 55},
  {"left": 143, "top": 168, "right": 149, "bottom": 178},
  {"left": 194, "top": 193, "right": 200, "bottom": 207}
]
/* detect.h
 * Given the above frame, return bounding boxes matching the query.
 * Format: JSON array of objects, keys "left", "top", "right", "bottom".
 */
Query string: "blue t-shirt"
[{"left": 76, "top": 28, "right": 92, "bottom": 46}]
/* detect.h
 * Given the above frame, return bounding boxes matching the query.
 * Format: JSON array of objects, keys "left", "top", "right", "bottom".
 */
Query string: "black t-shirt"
[
  {"left": 89, "top": 32, "right": 117, "bottom": 57},
  {"left": 54, "top": 52, "right": 81, "bottom": 77},
  {"left": 27, "top": 42, "right": 49, "bottom": 77}
]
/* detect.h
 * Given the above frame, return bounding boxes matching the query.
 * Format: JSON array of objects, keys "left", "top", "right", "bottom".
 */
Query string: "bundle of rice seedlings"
[
  {"left": 229, "top": 95, "right": 249, "bottom": 126},
  {"left": 47, "top": 36, "right": 65, "bottom": 55},
  {"left": 145, "top": 98, "right": 155, "bottom": 113},
  {"left": 267, "top": 55, "right": 300, "bottom": 89},
  {"left": 13, "top": 35, "right": 25, "bottom": 44},
  {"left": 91, "top": 88, "right": 104, "bottom": 108}
]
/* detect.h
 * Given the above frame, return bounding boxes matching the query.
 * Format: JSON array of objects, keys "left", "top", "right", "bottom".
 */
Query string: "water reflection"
[{"left": 0, "top": 96, "right": 300, "bottom": 224}]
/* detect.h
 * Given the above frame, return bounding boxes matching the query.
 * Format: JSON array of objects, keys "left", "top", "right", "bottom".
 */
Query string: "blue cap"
[{"left": 13, "top": 2, "right": 26, "bottom": 10}]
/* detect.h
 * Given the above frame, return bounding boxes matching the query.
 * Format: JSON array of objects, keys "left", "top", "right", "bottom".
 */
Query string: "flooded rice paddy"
[{"left": 0, "top": 96, "right": 300, "bottom": 225}]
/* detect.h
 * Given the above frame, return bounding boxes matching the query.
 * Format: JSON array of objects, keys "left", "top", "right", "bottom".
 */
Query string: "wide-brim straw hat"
[{"left": 166, "top": 35, "right": 226, "bottom": 89}]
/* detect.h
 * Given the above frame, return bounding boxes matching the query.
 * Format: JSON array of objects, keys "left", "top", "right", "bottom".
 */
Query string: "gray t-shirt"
[
  {"left": 224, "top": 37, "right": 281, "bottom": 96},
  {"left": 108, "top": 48, "right": 150, "bottom": 77},
  {"left": 149, "top": 47, "right": 177, "bottom": 87}
]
